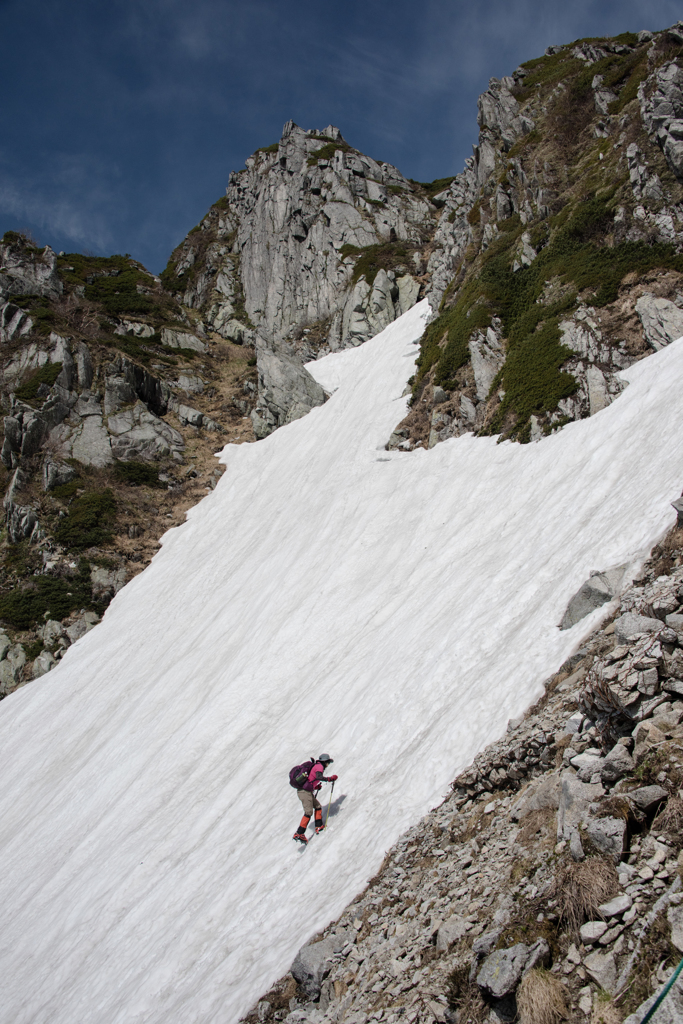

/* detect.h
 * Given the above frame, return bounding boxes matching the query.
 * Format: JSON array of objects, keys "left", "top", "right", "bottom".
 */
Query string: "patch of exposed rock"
[{"left": 163, "top": 122, "right": 434, "bottom": 437}]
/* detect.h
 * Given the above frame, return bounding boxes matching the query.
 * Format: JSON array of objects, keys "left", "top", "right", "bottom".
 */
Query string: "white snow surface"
[{"left": 1, "top": 299, "right": 682, "bottom": 1023}]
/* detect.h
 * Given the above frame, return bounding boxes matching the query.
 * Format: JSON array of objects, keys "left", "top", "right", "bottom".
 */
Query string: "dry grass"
[
  {"left": 618, "top": 914, "right": 680, "bottom": 1018},
  {"left": 446, "top": 962, "right": 488, "bottom": 1024},
  {"left": 553, "top": 857, "right": 619, "bottom": 936},
  {"left": 517, "top": 807, "right": 558, "bottom": 851},
  {"left": 591, "top": 999, "right": 621, "bottom": 1024},
  {"left": 517, "top": 969, "right": 569, "bottom": 1024},
  {"left": 652, "top": 795, "right": 683, "bottom": 849}
]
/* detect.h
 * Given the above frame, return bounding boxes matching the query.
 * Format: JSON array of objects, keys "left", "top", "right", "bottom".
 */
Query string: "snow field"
[{"left": 0, "top": 298, "right": 682, "bottom": 1023}]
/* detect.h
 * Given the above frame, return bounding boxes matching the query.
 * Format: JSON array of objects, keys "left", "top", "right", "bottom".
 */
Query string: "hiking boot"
[
  {"left": 315, "top": 824, "right": 325, "bottom": 834},
  {"left": 293, "top": 833, "right": 308, "bottom": 845}
]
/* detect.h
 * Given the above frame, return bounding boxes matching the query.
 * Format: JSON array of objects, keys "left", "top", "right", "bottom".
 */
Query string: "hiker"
[{"left": 290, "top": 754, "right": 338, "bottom": 844}]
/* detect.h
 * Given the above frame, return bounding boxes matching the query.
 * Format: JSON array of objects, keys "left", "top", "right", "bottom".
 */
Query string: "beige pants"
[{"left": 297, "top": 789, "right": 322, "bottom": 816}]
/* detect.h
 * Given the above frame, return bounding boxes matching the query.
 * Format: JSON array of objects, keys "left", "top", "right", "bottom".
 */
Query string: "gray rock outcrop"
[
  {"left": 166, "top": 121, "right": 430, "bottom": 435},
  {"left": 476, "top": 938, "right": 549, "bottom": 998},
  {"left": 251, "top": 345, "right": 328, "bottom": 438},
  {"left": 561, "top": 566, "right": 627, "bottom": 629},
  {"left": 636, "top": 293, "right": 683, "bottom": 350},
  {"left": 0, "top": 239, "right": 62, "bottom": 301},
  {"left": 639, "top": 61, "right": 683, "bottom": 179},
  {"left": 290, "top": 929, "right": 351, "bottom": 1000}
]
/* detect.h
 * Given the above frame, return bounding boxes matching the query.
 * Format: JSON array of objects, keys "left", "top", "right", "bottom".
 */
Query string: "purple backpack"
[{"left": 289, "top": 759, "right": 315, "bottom": 790}]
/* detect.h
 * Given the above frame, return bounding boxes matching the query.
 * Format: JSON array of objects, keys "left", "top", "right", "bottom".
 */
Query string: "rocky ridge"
[
  {"left": 0, "top": 233, "right": 260, "bottom": 695},
  {"left": 161, "top": 122, "right": 432, "bottom": 438},
  {"left": 391, "top": 24, "right": 683, "bottom": 450},
  {"left": 242, "top": 524, "right": 683, "bottom": 1024}
]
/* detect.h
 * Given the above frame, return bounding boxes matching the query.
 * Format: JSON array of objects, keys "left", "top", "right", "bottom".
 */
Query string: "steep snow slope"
[{"left": 0, "top": 299, "right": 682, "bottom": 1024}]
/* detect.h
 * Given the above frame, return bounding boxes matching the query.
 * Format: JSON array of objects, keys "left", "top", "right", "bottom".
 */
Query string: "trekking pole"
[{"left": 324, "top": 780, "right": 335, "bottom": 830}]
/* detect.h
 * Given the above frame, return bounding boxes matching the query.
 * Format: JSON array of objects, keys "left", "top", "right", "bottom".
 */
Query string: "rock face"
[
  {"left": 250, "top": 346, "right": 328, "bottom": 439},
  {"left": 164, "top": 121, "right": 432, "bottom": 435},
  {"left": 0, "top": 238, "right": 62, "bottom": 301},
  {"left": 560, "top": 566, "right": 626, "bottom": 629},
  {"left": 635, "top": 293, "right": 683, "bottom": 349},
  {"left": 640, "top": 61, "right": 683, "bottom": 179},
  {"left": 425, "top": 75, "right": 535, "bottom": 310}
]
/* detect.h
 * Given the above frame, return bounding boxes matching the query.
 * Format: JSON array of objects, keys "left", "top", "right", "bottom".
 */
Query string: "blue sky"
[{"left": 1, "top": 0, "right": 681, "bottom": 273}]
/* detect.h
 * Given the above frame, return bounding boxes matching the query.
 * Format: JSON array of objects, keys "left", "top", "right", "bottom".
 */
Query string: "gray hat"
[{"left": 319, "top": 753, "right": 333, "bottom": 764}]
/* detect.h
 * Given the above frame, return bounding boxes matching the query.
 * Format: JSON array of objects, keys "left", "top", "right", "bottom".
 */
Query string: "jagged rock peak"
[{"left": 163, "top": 119, "right": 435, "bottom": 437}]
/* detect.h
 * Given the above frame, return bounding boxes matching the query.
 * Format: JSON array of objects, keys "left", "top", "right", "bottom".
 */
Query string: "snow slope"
[{"left": 1, "top": 299, "right": 682, "bottom": 1024}]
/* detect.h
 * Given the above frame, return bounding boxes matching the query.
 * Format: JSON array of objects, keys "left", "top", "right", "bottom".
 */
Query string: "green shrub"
[
  {"left": 256, "top": 143, "right": 279, "bottom": 155},
  {"left": 339, "top": 241, "right": 413, "bottom": 286},
  {"left": 51, "top": 478, "right": 82, "bottom": 500},
  {"left": 415, "top": 191, "right": 683, "bottom": 439},
  {"left": 54, "top": 490, "right": 116, "bottom": 550},
  {"left": 0, "top": 560, "right": 95, "bottom": 629},
  {"left": 467, "top": 202, "right": 481, "bottom": 226},
  {"left": 487, "top": 321, "right": 578, "bottom": 435},
  {"left": 15, "top": 362, "right": 63, "bottom": 402},
  {"left": 408, "top": 176, "right": 457, "bottom": 200},
  {"left": 113, "top": 461, "right": 163, "bottom": 487},
  {"left": 307, "top": 139, "right": 353, "bottom": 166},
  {"left": 103, "top": 335, "right": 152, "bottom": 366},
  {"left": 25, "top": 638, "right": 44, "bottom": 660},
  {"left": 160, "top": 260, "right": 184, "bottom": 293}
]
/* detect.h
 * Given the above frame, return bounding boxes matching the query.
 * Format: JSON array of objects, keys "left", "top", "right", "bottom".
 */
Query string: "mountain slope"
[{"left": 1, "top": 300, "right": 683, "bottom": 1023}]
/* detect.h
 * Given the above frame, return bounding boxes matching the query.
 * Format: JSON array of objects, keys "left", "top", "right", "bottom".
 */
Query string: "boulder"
[
  {"left": 436, "top": 913, "right": 468, "bottom": 951},
  {"left": 598, "top": 894, "right": 632, "bottom": 919},
  {"left": 557, "top": 770, "right": 604, "bottom": 839},
  {"left": 585, "top": 816, "right": 626, "bottom": 862},
  {"left": 39, "top": 620, "right": 65, "bottom": 646},
  {"left": 161, "top": 327, "right": 207, "bottom": 354},
  {"left": 583, "top": 949, "right": 617, "bottom": 993},
  {"left": 43, "top": 458, "right": 78, "bottom": 492},
  {"left": 614, "top": 612, "right": 662, "bottom": 644},
  {"left": 580, "top": 920, "right": 607, "bottom": 944},
  {"left": 32, "top": 651, "right": 58, "bottom": 679},
  {"left": 476, "top": 939, "right": 549, "bottom": 999},
  {"left": 669, "top": 904, "right": 683, "bottom": 953},
  {"left": 108, "top": 401, "right": 184, "bottom": 461},
  {"left": 291, "top": 937, "right": 336, "bottom": 999},
  {"left": 509, "top": 772, "right": 560, "bottom": 821},
  {"left": 90, "top": 566, "right": 127, "bottom": 599},
  {"left": 0, "top": 660, "right": 16, "bottom": 695},
  {"left": 600, "top": 742, "right": 635, "bottom": 782},
  {"left": 251, "top": 346, "right": 327, "bottom": 439},
  {"left": 637, "top": 667, "right": 660, "bottom": 696},
  {"left": 628, "top": 785, "right": 668, "bottom": 813},
  {"left": 663, "top": 677, "right": 683, "bottom": 697},
  {"left": 471, "top": 929, "right": 503, "bottom": 958},
  {"left": 290, "top": 929, "right": 350, "bottom": 1000},
  {"left": 561, "top": 567, "right": 626, "bottom": 630},
  {"left": 66, "top": 617, "right": 96, "bottom": 644},
  {"left": 570, "top": 829, "right": 585, "bottom": 861},
  {"left": 7, "top": 643, "right": 26, "bottom": 679},
  {"left": 570, "top": 752, "right": 605, "bottom": 782},
  {"left": 635, "top": 294, "right": 683, "bottom": 350}
]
